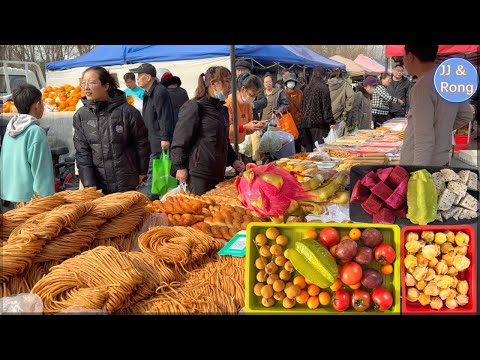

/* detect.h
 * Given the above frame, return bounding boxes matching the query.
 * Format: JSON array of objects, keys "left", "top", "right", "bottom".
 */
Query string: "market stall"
[{"left": 1, "top": 140, "right": 478, "bottom": 314}]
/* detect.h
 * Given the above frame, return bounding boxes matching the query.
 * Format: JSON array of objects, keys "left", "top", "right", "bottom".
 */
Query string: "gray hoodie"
[{"left": 6, "top": 114, "right": 40, "bottom": 138}]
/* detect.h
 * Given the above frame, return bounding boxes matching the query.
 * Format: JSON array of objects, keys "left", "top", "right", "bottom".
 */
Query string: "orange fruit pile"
[{"left": 42, "top": 84, "right": 84, "bottom": 112}]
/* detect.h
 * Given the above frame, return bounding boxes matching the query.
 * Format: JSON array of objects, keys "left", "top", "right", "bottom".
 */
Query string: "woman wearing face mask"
[
  {"left": 171, "top": 66, "right": 245, "bottom": 195},
  {"left": 225, "top": 73, "right": 264, "bottom": 145},
  {"left": 346, "top": 76, "right": 377, "bottom": 131},
  {"left": 73, "top": 66, "right": 150, "bottom": 195},
  {"left": 283, "top": 72, "right": 303, "bottom": 153}
]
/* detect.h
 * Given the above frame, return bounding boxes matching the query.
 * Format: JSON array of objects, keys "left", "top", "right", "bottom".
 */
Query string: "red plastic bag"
[{"left": 277, "top": 112, "right": 299, "bottom": 140}]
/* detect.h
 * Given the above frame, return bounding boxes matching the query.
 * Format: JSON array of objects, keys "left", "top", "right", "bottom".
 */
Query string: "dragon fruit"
[
  {"left": 235, "top": 163, "right": 347, "bottom": 218},
  {"left": 235, "top": 163, "right": 315, "bottom": 217},
  {"left": 351, "top": 181, "right": 370, "bottom": 204}
]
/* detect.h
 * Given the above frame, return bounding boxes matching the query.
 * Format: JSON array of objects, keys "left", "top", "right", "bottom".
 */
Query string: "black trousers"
[
  {"left": 300, "top": 128, "right": 330, "bottom": 152},
  {"left": 294, "top": 137, "right": 302, "bottom": 153},
  {"left": 373, "top": 114, "right": 389, "bottom": 128},
  {"left": 187, "top": 175, "right": 220, "bottom": 196},
  {"left": 388, "top": 111, "right": 406, "bottom": 120}
]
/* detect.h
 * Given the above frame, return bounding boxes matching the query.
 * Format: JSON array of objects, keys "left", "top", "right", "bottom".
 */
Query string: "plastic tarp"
[
  {"left": 354, "top": 54, "right": 385, "bottom": 74},
  {"left": 46, "top": 46, "right": 150, "bottom": 70},
  {"left": 47, "top": 45, "right": 345, "bottom": 71},
  {"left": 329, "top": 55, "right": 378, "bottom": 77},
  {"left": 385, "top": 45, "right": 479, "bottom": 57}
]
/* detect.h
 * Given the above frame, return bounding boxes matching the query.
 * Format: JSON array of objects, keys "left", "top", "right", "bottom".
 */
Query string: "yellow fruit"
[
  {"left": 255, "top": 234, "right": 268, "bottom": 246},
  {"left": 303, "top": 229, "right": 318, "bottom": 240},
  {"left": 266, "top": 227, "right": 280, "bottom": 240},
  {"left": 293, "top": 275, "right": 307, "bottom": 289},
  {"left": 319, "top": 291, "right": 331, "bottom": 306},
  {"left": 296, "top": 290, "right": 309, "bottom": 304},
  {"left": 276, "top": 235, "right": 289, "bottom": 246},
  {"left": 270, "top": 244, "right": 283, "bottom": 256},
  {"left": 307, "top": 296, "right": 320, "bottom": 309}
]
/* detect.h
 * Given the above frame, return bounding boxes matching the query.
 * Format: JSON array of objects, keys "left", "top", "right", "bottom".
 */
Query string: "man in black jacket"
[
  {"left": 130, "top": 63, "right": 175, "bottom": 200},
  {"left": 387, "top": 64, "right": 411, "bottom": 119}
]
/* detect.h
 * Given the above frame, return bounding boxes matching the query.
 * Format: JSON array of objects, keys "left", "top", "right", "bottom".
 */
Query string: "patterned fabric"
[{"left": 372, "top": 84, "right": 397, "bottom": 115}]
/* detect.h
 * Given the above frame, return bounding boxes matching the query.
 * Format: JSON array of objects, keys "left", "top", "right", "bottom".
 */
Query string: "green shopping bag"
[{"left": 151, "top": 150, "right": 178, "bottom": 195}]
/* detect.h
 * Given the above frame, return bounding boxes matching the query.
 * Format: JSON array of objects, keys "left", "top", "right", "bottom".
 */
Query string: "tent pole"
[{"left": 230, "top": 45, "right": 240, "bottom": 159}]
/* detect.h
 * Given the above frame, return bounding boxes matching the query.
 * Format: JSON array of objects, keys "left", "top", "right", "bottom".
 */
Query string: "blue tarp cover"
[{"left": 47, "top": 45, "right": 345, "bottom": 71}]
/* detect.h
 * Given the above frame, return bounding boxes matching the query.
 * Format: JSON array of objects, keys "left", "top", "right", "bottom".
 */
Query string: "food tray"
[
  {"left": 245, "top": 222, "right": 401, "bottom": 315},
  {"left": 455, "top": 150, "right": 478, "bottom": 167},
  {"left": 401, "top": 225, "right": 477, "bottom": 314},
  {"left": 349, "top": 165, "right": 479, "bottom": 225}
]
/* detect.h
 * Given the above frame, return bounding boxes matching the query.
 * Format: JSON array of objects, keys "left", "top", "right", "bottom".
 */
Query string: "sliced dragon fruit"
[
  {"left": 385, "top": 166, "right": 409, "bottom": 189},
  {"left": 351, "top": 181, "right": 370, "bottom": 204},
  {"left": 371, "top": 181, "right": 394, "bottom": 201},
  {"left": 384, "top": 177, "right": 408, "bottom": 210},
  {"left": 361, "top": 193, "right": 383, "bottom": 215},
  {"left": 361, "top": 171, "right": 380, "bottom": 189},
  {"left": 377, "top": 167, "right": 394, "bottom": 182},
  {"left": 373, "top": 207, "right": 396, "bottom": 224},
  {"left": 393, "top": 203, "right": 408, "bottom": 218}
]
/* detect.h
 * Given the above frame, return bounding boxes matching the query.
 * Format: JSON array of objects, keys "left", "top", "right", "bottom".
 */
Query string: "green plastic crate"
[{"left": 245, "top": 222, "right": 401, "bottom": 315}]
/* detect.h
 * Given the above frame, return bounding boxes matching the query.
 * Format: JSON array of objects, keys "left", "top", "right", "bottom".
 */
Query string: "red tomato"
[
  {"left": 340, "top": 261, "right": 363, "bottom": 286},
  {"left": 371, "top": 287, "right": 393, "bottom": 311},
  {"left": 351, "top": 289, "right": 371, "bottom": 312},
  {"left": 319, "top": 227, "right": 340, "bottom": 247},
  {"left": 332, "top": 289, "right": 351, "bottom": 311},
  {"left": 374, "top": 244, "right": 396, "bottom": 265}
]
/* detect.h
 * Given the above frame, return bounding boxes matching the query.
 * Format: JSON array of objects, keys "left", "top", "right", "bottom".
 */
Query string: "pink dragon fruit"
[{"left": 235, "top": 163, "right": 315, "bottom": 217}]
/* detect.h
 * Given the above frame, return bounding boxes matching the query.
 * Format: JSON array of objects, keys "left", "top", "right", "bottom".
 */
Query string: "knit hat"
[{"left": 363, "top": 76, "right": 378, "bottom": 87}]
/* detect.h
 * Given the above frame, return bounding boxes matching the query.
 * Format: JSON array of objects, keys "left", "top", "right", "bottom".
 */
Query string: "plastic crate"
[
  {"left": 245, "top": 222, "right": 401, "bottom": 315},
  {"left": 401, "top": 225, "right": 477, "bottom": 315},
  {"left": 453, "top": 134, "right": 472, "bottom": 152},
  {"left": 456, "top": 150, "right": 478, "bottom": 167}
]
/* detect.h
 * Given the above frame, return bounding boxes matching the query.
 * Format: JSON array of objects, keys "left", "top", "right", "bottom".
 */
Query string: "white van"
[{"left": 1, "top": 60, "right": 46, "bottom": 101}]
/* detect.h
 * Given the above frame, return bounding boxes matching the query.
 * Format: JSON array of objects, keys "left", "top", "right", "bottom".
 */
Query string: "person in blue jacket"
[{"left": 0, "top": 84, "right": 54, "bottom": 203}]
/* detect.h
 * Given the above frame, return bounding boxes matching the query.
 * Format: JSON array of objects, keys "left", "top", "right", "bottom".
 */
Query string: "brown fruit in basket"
[
  {"left": 266, "top": 274, "right": 279, "bottom": 285},
  {"left": 255, "top": 257, "right": 268, "bottom": 270},
  {"left": 265, "top": 262, "right": 279, "bottom": 275},
  {"left": 255, "top": 234, "right": 268, "bottom": 246},
  {"left": 282, "top": 297, "right": 296, "bottom": 309},
  {"left": 256, "top": 270, "right": 267, "bottom": 282},
  {"left": 270, "top": 244, "right": 283, "bottom": 256},
  {"left": 273, "top": 280, "right": 285, "bottom": 292},
  {"left": 254, "top": 283, "right": 264, "bottom": 296},
  {"left": 285, "top": 285, "right": 301, "bottom": 300},
  {"left": 276, "top": 235, "right": 289, "bottom": 246},
  {"left": 274, "top": 291, "right": 286, "bottom": 301},
  {"left": 265, "top": 227, "right": 280, "bottom": 240},
  {"left": 279, "top": 270, "right": 292, "bottom": 281},
  {"left": 262, "top": 297, "right": 275, "bottom": 308},
  {"left": 275, "top": 255, "right": 287, "bottom": 267},
  {"left": 261, "top": 284, "right": 274, "bottom": 299},
  {"left": 259, "top": 245, "right": 271, "bottom": 257}
]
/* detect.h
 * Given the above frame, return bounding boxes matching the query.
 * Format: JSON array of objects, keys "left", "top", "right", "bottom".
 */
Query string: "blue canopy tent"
[{"left": 47, "top": 45, "right": 345, "bottom": 71}]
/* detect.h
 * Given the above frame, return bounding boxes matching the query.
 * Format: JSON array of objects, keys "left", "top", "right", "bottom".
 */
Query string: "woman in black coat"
[
  {"left": 171, "top": 66, "right": 245, "bottom": 195},
  {"left": 73, "top": 66, "right": 150, "bottom": 194}
]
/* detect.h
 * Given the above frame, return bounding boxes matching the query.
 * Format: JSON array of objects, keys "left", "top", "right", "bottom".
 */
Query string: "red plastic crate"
[
  {"left": 401, "top": 225, "right": 477, "bottom": 315},
  {"left": 453, "top": 134, "right": 472, "bottom": 152}
]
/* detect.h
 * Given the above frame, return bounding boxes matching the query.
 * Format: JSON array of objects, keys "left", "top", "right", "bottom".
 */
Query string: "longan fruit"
[
  {"left": 266, "top": 274, "right": 279, "bottom": 285},
  {"left": 284, "top": 249, "right": 291, "bottom": 259},
  {"left": 256, "top": 270, "right": 267, "bottom": 282},
  {"left": 276, "top": 235, "right": 289, "bottom": 246},
  {"left": 259, "top": 245, "right": 271, "bottom": 257},
  {"left": 255, "top": 234, "right": 268, "bottom": 246},
  {"left": 274, "top": 291, "right": 286, "bottom": 301},
  {"left": 255, "top": 257, "right": 268, "bottom": 270},
  {"left": 275, "top": 255, "right": 287, "bottom": 267},
  {"left": 253, "top": 283, "right": 264, "bottom": 296},
  {"left": 266, "top": 227, "right": 280, "bottom": 240},
  {"left": 282, "top": 297, "right": 296, "bottom": 309},
  {"left": 270, "top": 244, "right": 283, "bottom": 256},
  {"left": 279, "top": 269, "right": 292, "bottom": 281},
  {"left": 262, "top": 297, "right": 275, "bottom": 308},
  {"left": 285, "top": 284, "right": 301, "bottom": 299},
  {"left": 265, "top": 262, "right": 278, "bottom": 274},
  {"left": 261, "top": 284, "right": 274, "bottom": 299},
  {"left": 273, "top": 279, "right": 285, "bottom": 292},
  {"left": 284, "top": 261, "right": 295, "bottom": 272}
]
